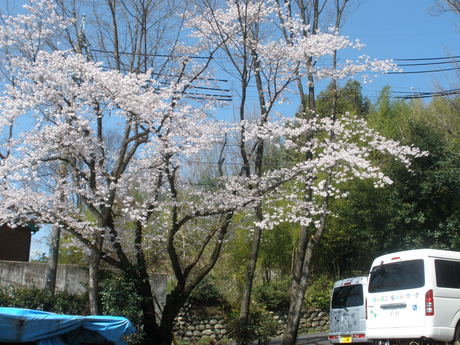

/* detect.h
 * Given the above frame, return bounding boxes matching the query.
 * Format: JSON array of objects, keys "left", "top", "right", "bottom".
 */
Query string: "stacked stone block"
[{"left": 174, "top": 306, "right": 328, "bottom": 343}]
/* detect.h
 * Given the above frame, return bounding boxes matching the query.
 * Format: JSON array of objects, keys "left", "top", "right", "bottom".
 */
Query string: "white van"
[
  {"left": 329, "top": 276, "right": 369, "bottom": 344},
  {"left": 366, "top": 249, "right": 460, "bottom": 345}
]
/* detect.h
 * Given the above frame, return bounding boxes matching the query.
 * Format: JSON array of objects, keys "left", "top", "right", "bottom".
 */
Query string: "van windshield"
[
  {"left": 331, "top": 284, "right": 364, "bottom": 308},
  {"left": 368, "top": 259, "right": 425, "bottom": 293}
]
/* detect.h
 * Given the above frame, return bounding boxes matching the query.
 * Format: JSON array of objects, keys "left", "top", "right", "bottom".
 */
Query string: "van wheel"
[{"left": 453, "top": 324, "right": 460, "bottom": 345}]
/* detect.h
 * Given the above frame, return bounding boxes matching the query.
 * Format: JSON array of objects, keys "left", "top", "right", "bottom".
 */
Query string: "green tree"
[
  {"left": 286, "top": 88, "right": 460, "bottom": 284},
  {"left": 316, "top": 80, "right": 371, "bottom": 118},
  {"left": 318, "top": 89, "right": 460, "bottom": 279}
]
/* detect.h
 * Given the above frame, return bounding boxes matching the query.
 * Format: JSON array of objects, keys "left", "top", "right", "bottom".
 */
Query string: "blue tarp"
[{"left": 0, "top": 307, "right": 136, "bottom": 345}]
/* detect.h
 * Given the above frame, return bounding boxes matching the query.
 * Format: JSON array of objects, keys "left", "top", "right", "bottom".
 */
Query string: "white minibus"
[
  {"left": 329, "top": 276, "right": 369, "bottom": 344},
  {"left": 366, "top": 249, "right": 460, "bottom": 345}
]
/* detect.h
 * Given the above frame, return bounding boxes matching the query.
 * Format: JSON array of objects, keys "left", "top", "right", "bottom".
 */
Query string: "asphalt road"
[{"left": 269, "top": 333, "right": 329, "bottom": 345}]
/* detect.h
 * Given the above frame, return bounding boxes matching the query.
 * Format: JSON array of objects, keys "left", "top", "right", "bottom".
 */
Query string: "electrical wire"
[
  {"left": 397, "top": 60, "right": 460, "bottom": 67},
  {"left": 91, "top": 48, "right": 213, "bottom": 60},
  {"left": 394, "top": 88, "right": 460, "bottom": 99},
  {"left": 394, "top": 55, "right": 460, "bottom": 61},
  {"left": 387, "top": 66, "right": 460, "bottom": 74},
  {"left": 95, "top": 48, "right": 460, "bottom": 100}
]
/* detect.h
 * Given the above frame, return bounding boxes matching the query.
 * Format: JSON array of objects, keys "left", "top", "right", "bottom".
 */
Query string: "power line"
[
  {"left": 151, "top": 72, "right": 229, "bottom": 83},
  {"left": 397, "top": 60, "right": 460, "bottom": 67},
  {"left": 91, "top": 48, "right": 213, "bottom": 60},
  {"left": 393, "top": 88, "right": 460, "bottom": 99},
  {"left": 156, "top": 81, "right": 231, "bottom": 93},
  {"left": 387, "top": 66, "right": 460, "bottom": 74},
  {"left": 182, "top": 94, "right": 232, "bottom": 102},
  {"left": 98, "top": 65, "right": 233, "bottom": 102},
  {"left": 394, "top": 55, "right": 460, "bottom": 61},
  {"left": 392, "top": 88, "right": 460, "bottom": 94},
  {"left": 100, "top": 65, "right": 230, "bottom": 83}
]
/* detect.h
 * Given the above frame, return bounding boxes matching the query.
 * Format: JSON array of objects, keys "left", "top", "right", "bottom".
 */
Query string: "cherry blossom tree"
[
  {"left": 185, "top": 1, "right": 402, "bottom": 344},
  {"left": 0, "top": 1, "right": 425, "bottom": 345},
  {"left": 50, "top": 0, "right": 196, "bottom": 314}
]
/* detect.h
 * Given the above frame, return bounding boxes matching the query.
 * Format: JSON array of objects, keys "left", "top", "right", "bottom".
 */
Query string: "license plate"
[{"left": 340, "top": 336, "right": 352, "bottom": 343}]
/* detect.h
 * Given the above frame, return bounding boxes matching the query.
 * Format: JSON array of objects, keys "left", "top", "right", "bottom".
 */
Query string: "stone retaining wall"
[
  {"left": 275, "top": 310, "right": 329, "bottom": 336},
  {"left": 174, "top": 309, "right": 228, "bottom": 341},
  {"left": 174, "top": 306, "right": 328, "bottom": 342}
]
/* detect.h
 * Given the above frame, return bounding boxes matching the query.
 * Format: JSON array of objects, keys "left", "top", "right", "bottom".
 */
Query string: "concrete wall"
[
  {"left": 0, "top": 260, "right": 167, "bottom": 304},
  {"left": 0, "top": 261, "right": 88, "bottom": 294}
]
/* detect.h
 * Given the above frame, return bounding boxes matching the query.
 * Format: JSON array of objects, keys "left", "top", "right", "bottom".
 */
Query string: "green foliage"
[
  {"left": 99, "top": 273, "right": 147, "bottom": 345},
  {"left": 367, "top": 87, "right": 413, "bottom": 141},
  {"left": 259, "top": 223, "right": 294, "bottom": 277},
  {"left": 253, "top": 278, "right": 290, "bottom": 311},
  {"left": 0, "top": 286, "right": 12, "bottom": 306},
  {"left": 317, "top": 179, "right": 397, "bottom": 276},
  {"left": 99, "top": 272, "right": 143, "bottom": 326},
  {"left": 216, "top": 212, "right": 295, "bottom": 307},
  {"left": 217, "top": 219, "right": 253, "bottom": 299},
  {"left": 225, "top": 307, "right": 279, "bottom": 345},
  {"left": 366, "top": 92, "right": 460, "bottom": 252},
  {"left": 315, "top": 90, "right": 460, "bottom": 279},
  {"left": 0, "top": 285, "right": 88, "bottom": 314},
  {"left": 423, "top": 96, "right": 460, "bottom": 150},
  {"left": 187, "top": 277, "right": 226, "bottom": 307},
  {"left": 316, "top": 80, "right": 371, "bottom": 118},
  {"left": 51, "top": 291, "right": 89, "bottom": 314},
  {"left": 58, "top": 233, "right": 87, "bottom": 265},
  {"left": 304, "top": 276, "right": 334, "bottom": 311},
  {"left": 9, "top": 287, "right": 52, "bottom": 310}
]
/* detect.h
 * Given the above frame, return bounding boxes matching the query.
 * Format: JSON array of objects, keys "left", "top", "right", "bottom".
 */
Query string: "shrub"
[
  {"left": 187, "top": 277, "right": 226, "bottom": 307},
  {"left": 52, "top": 291, "right": 88, "bottom": 314},
  {"left": 304, "top": 275, "right": 334, "bottom": 311},
  {"left": 225, "top": 306, "right": 279, "bottom": 345},
  {"left": 99, "top": 272, "right": 145, "bottom": 345},
  {"left": 253, "top": 278, "right": 290, "bottom": 311},
  {"left": 0, "top": 285, "right": 88, "bottom": 314},
  {"left": 8, "top": 286, "right": 53, "bottom": 310},
  {"left": 0, "top": 286, "right": 13, "bottom": 306},
  {"left": 100, "top": 272, "right": 143, "bottom": 325}
]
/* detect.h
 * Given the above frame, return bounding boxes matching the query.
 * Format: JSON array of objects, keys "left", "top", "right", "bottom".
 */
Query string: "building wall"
[{"left": 0, "top": 225, "right": 32, "bottom": 262}]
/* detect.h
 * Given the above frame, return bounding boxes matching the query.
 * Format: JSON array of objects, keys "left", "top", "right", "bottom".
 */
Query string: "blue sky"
[
  {"left": 341, "top": 0, "right": 459, "bottom": 101},
  {"left": 26, "top": 0, "right": 460, "bottom": 259}
]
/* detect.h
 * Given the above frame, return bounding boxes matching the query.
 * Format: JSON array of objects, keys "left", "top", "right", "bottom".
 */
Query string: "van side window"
[
  {"left": 368, "top": 259, "right": 425, "bottom": 293},
  {"left": 435, "top": 259, "right": 460, "bottom": 288}
]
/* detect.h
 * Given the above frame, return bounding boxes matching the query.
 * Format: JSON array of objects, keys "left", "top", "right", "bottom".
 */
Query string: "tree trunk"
[
  {"left": 282, "top": 181, "right": 331, "bottom": 345},
  {"left": 282, "top": 223, "right": 310, "bottom": 345},
  {"left": 44, "top": 225, "right": 60, "bottom": 296},
  {"left": 238, "top": 205, "right": 263, "bottom": 345},
  {"left": 134, "top": 271, "right": 161, "bottom": 345},
  {"left": 237, "top": 32, "right": 268, "bottom": 345},
  {"left": 282, "top": 235, "right": 318, "bottom": 345},
  {"left": 159, "top": 293, "right": 185, "bottom": 345},
  {"left": 88, "top": 247, "right": 101, "bottom": 315}
]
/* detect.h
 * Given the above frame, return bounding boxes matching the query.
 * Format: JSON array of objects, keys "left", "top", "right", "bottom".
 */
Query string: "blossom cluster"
[{"left": 0, "top": 0, "right": 424, "bottom": 258}]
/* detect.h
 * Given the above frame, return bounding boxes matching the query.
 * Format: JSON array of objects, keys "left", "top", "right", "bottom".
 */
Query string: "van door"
[
  {"left": 367, "top": 259, "right": 427, "bottom": 329},
  {"left": 433, "top": 259, "right": 460, "bottom": 330},
  {"left": 329, "top": 283, "right": 366, "bottom": 341}
]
